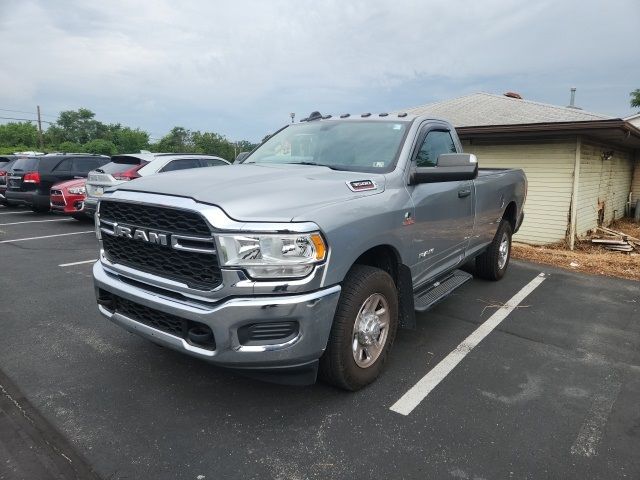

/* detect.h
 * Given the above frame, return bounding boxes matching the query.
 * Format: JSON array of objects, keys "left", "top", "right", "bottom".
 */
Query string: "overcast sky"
[{"left": 0, "top": 0, "right": 638, "bottom": 142}]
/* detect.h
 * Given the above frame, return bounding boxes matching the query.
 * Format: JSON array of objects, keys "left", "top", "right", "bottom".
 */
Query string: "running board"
[{"left": 413, "top": 269, "right": 473, "bottom": 312}]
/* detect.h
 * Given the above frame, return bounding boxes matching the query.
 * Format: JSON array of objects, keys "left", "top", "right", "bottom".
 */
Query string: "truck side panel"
[{"left": 467, "top": 169, "right": 526, "bottom": 257}]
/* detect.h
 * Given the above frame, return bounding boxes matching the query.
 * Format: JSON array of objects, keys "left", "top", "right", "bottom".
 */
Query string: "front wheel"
[
  {"left": 475, "top": 220, "right": 512, "bottom": 281},
  {"left": 319, "top": 265, "right": 398, "bottom": 391}
]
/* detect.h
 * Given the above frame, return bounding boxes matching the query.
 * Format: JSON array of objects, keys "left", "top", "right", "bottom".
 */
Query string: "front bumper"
[
  {"left": 50, "top": 192, "right": 86, "bottom": 214},
  {"left": 84, "top": 197, "right": 98, "bottom": 215},
  {"left": 93, "top": 261, "right": 341, "bottom": 372}
]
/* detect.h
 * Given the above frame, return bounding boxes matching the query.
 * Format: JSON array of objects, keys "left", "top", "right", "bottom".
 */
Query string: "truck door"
[{"left": 408, "top": 126, "right": 474, "bottom": 286}]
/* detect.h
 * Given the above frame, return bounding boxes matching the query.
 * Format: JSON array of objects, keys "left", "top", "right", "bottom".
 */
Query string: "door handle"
[{"left": 458, "top": 189, "right": 471, "bottom": 198}]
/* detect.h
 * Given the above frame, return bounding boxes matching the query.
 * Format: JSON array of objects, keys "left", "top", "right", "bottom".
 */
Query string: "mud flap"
[{"left": 397, "top": 264, "right": 416, "bottom": 329}]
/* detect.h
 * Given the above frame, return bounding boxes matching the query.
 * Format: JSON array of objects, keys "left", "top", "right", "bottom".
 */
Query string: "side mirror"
[
  {"left": 235, "top": 152, "right": 250, "bottom": 163},
  {"left": 410, "top": 153, "right": 478, "bottom": 184}
]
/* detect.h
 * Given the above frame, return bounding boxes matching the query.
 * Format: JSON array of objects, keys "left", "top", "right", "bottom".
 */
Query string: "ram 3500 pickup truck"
[{"left": 93, "top": 112, "right": 526, "bottom": 390}]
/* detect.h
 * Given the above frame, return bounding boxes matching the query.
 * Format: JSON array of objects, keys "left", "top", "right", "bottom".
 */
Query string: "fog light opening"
[{"left": 187, "top": 325, "right": 214, "bottom": 347}]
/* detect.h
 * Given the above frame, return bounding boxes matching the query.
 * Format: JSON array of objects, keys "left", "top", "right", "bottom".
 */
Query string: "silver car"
[{"left": 84, "top": 152, "right": 229, "bottom": 216}]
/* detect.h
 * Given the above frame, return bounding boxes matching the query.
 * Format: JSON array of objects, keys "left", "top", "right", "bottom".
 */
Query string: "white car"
[{"left": 84, "top": 152, "right": 229, "bottom": 216}]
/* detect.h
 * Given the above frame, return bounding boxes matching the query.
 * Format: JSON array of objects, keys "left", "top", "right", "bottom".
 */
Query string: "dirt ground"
[{"left": 512, "top": 218, "right": 640, "bottom": 281}]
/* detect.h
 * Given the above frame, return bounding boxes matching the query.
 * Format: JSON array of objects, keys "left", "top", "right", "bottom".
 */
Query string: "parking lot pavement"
[{"left": 1, "top": 204, "right": 639, "bottom": 480}]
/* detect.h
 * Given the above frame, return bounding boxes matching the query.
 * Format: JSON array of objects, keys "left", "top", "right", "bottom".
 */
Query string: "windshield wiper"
[{"left": 286, "top": 162, "right": 347, "bottom": 171}]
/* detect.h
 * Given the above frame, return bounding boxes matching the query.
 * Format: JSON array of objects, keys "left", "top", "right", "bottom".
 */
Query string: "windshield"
[{"left": 244, "top": 120, "right": 409, "bottom": 173}]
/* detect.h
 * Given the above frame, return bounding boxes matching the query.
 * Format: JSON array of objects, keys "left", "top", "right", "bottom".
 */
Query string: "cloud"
[{"left": 0, "top": 0, "right": 638, "bottom": 141}]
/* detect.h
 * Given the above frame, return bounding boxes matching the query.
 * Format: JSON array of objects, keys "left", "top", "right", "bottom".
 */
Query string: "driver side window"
[{"left": 416, "top": 130, "right": 457, "bottom": 167}]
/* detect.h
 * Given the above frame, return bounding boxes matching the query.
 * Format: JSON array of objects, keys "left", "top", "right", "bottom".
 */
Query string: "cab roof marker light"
[
  {"left": 340, "top": 113, "right": 350, "bottom": 118},
  {"left": 305, "top": 111, "right": 323, "bottom": 122},
  {"left": 379, "top": 113, "right": 389, "bottom": 117},
  {"left": 361, "top": 113, "right": 371, "bottom": 118},
  {"left": 398, "top": 112, "right": 408, "bottom": 117}
]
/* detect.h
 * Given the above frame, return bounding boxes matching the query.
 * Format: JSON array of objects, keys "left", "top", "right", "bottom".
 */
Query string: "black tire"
[
  {"left": 319, "top": 265, "right": 398, "bottom": 391},
  {"left": 475, "top": 220, "right": 512, "bottom": 281}
]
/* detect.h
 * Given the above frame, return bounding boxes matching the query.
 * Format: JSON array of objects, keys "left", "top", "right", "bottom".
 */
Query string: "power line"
[
  {"left": 0, "top": 107, "right": 57, "bottom": 118},
  {"left": 0, "top": 116, "right": 53, "bottom": 124}
]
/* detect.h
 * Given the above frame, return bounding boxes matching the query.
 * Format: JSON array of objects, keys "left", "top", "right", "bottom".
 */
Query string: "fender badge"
[{"left": 347, "top": 179, "right": 376, "bottom": 192}]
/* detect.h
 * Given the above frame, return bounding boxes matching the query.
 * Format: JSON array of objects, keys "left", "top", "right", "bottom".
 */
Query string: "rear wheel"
[
  {"left": 319, "top": 265, "right": 398, "bottom": 391},
  {"left": 475, "top": 220, "right": 512, "bottom": 281}
]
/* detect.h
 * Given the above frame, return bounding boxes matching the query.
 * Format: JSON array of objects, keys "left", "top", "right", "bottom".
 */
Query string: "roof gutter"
[{"left": 457, "top": 119, "right": 640, "bottom": 136}]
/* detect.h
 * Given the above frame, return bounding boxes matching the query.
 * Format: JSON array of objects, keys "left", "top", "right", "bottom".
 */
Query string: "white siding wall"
[
  {"left": 462, "top": 139, "right": 576, "bottom": 245},
  {"left": 576, "top": 143, "right": 634, "bottom": 236},
  {"left": 631, "top": 153, "right": 640, "bottom": 205}
]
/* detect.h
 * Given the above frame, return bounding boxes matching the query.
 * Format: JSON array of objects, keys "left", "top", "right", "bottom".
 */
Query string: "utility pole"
[{"left": 36, "top": 105, "right": 44, "bottom": 149}]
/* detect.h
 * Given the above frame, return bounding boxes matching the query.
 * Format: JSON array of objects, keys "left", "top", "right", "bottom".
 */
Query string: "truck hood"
[{"left": 114, "top": 163, "right": 386, "bottom": 222}]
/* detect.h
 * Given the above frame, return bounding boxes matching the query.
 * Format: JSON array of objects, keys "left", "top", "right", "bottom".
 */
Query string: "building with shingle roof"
[
  {"left": 405, "top": 92, "right": 611, "bottom": 126},
  {"left": 401, "top": 93, "right": 640, "bottom": 246},
  {"left": 625, "top": 113, "right": 640, "bottom": 129}
]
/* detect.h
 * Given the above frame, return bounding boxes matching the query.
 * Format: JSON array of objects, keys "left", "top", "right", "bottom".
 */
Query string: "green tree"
[
  {"left": 631, "top": 89, "right": 640, "bottom": 109},
  {"left": 191, "top": 131, "right": 234, "bottom": 160},
  {"left": 84, "top": 139, "right": 117, "bottom": 156},
  {"left": 0, "top": 122, "right": 39, "bottom": 147},
  {"left": 51, "top": 108, "right": 107, "bottom": 144},
  {"left": 58, "top": 141, "right": 84, "bottom": 153},
  {"left": 155, "top": 127, "right": 193, "bottom": 152},
  {"left": 0, "top": 145, "right": 31, "bottom": 155},
  {"left": 107, "top": 124, "right": 150, "bottom": 153},
  {"left": 236, "top": 140, "right": 258, "bottom": 153}
]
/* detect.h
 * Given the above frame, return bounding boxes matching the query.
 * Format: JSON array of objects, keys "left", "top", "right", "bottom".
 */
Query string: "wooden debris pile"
[{"left": 591, "top": 226, "right": 640, "bottom": 253}]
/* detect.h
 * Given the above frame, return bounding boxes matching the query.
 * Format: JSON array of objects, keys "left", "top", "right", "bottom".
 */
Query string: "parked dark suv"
[{"left": 5, "top": 154, "right": 110, "bottom": 212}]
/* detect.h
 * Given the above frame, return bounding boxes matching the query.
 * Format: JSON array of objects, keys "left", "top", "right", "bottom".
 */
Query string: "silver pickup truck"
[{"left": 92, "top": 112, "right": 526, "bottom": 390}]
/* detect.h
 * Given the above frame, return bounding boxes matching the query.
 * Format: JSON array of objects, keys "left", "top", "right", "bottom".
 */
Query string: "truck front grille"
[
  {"left": 98, "top": 290, "right": 215, "bottom": 350},
  {"left": 99, "top": 200, "right": 222, "bottom": 290},
  {"left": 102, "top": 235, "right": 221, "bottom": 290},
  {"left": 100, "top": 201, "right": 211, "bottom": 236}
]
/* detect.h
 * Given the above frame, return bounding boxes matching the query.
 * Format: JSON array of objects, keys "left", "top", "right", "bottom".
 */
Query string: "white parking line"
[
  {"left": 0, "top": 218, "right": 73, "bottom": 226},
  {"left": 390, "top": 272, "right": 547, "bottom": 416},
  {"left": 59, "top": 259, "right": 97, "bottom": 267},
  {"left": 0, "top": 231, "right": 94, "bottom": 244},
  {"left": 0, "top": 210, "right": 32, "bottom": 215},
  {"left": 570, "top": 372, "right": 622, "bottom": 457}
]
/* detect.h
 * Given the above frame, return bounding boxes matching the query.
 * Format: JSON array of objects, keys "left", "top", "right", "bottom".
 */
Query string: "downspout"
[{"left": 568, "top": 136, "right": 582, "bottom": 250}]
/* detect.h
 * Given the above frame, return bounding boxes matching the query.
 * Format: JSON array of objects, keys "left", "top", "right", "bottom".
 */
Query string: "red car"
[{"left": 50, "top": 178, "right": 90, "bottom": 220}]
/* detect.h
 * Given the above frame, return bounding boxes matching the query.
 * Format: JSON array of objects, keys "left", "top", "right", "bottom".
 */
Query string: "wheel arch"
[
  {"left": 352, "top": 244, "right": 402, "bottom": 285},
  {"left": 503, "top": 201, "right": 518, "bottom": 232},
  {"left": 349, "top": 244, "right": 416, "bottom": 330}
]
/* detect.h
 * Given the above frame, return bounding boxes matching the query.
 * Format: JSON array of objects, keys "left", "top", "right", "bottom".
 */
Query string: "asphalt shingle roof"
[{"left": 403, "top": 92, "right": 612, "bottom": 127}]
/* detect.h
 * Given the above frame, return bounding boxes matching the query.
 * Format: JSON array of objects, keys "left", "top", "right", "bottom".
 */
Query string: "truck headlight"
[
  {"left": 68, "top": 186, "right": 86, "bottom": 195},
  {"left": 217, "top": 232, "right": 327, "bottom": 279}
]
